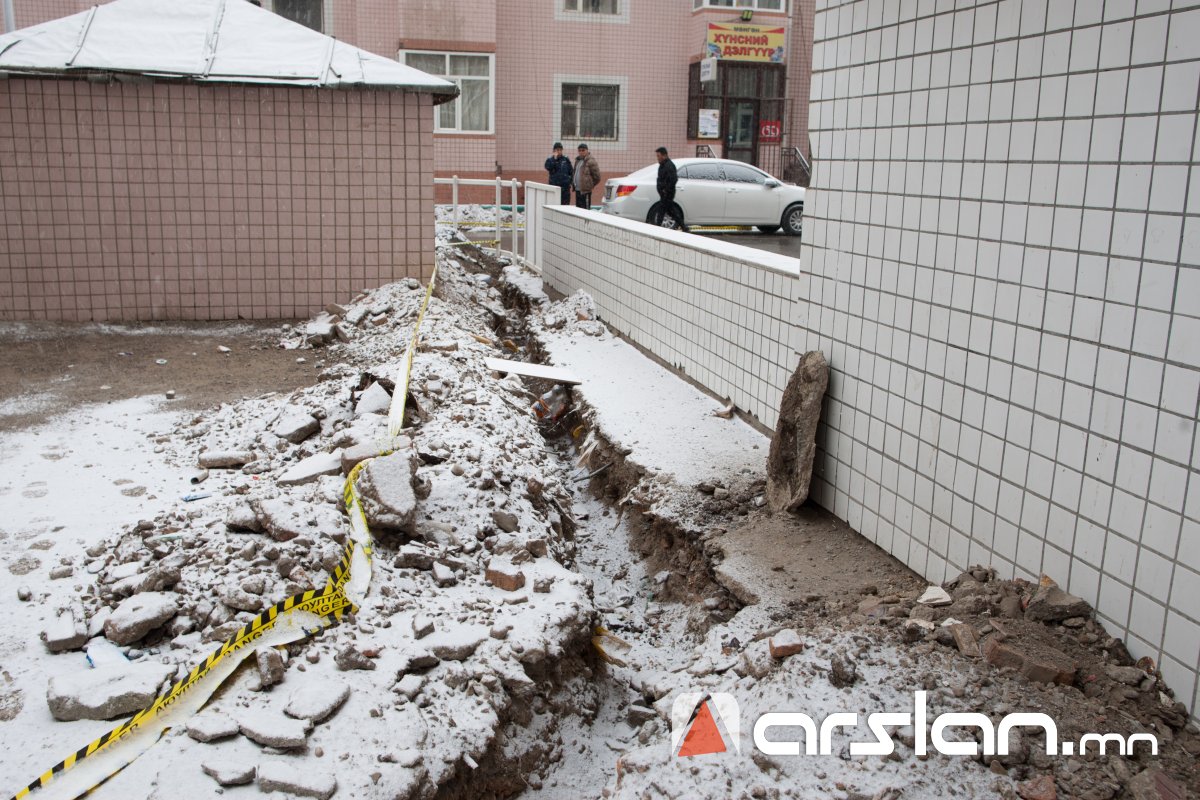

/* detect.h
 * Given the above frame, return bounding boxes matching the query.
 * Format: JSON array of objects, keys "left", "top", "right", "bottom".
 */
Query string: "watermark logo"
[
  {"left": 671, "top": 693, "right": 740, "bottom": 757},
  {"left": 669, "top": 690, "right": 1157, "bottom": 759}
]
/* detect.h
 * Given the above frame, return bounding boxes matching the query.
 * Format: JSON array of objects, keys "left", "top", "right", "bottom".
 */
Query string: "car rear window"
[{"left": 680, "top": 163, "right": 723, "bottom": 181}]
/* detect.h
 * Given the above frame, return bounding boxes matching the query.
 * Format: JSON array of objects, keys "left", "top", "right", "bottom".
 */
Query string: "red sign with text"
[{"left": 759, "top": 120, "right": 782, "bottom": 143}]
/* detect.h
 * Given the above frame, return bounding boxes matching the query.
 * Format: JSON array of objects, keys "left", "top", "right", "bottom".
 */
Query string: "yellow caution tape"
[
  {"left": 387, "top": 267, "right": 437, "bottom": 440},
  {"left": 8, "top": 267, "right": 441, "bottom": 800},
  {"left": 438, "top": 239, "right": 501, "bottom": 248}
]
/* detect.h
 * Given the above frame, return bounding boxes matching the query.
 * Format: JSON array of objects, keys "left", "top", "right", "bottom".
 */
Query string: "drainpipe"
[{"left": 3, "top": 0, "right": 15, "bottom": 33}]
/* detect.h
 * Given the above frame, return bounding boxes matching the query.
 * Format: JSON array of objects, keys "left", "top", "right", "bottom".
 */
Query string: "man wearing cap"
[
  {"left": 573, "top": 144, "right": 601, "bottom": 211},
  {"left": 544, "top": 143, "right": 573, "bottom": 205}
]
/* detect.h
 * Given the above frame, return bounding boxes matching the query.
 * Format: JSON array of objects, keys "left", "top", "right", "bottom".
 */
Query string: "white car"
[{"left": 599, "top": 158, "right": 805, "bottom": 235}]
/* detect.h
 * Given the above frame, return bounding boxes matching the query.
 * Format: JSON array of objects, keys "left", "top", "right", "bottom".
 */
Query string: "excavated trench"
[{"left": 435, "top": 243, "right": 745, "bottom": 797}]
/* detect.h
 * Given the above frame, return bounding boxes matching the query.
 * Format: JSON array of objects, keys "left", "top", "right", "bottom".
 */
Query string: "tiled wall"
[
  {"left": 542, "top": 206, "right": 800, "bottom": 431},
  {"left": 0, "top": 78, "right": 434, "bottom": 321},
  {"left": 801, "top": 0, "right": 1200, "bottom": 714}
]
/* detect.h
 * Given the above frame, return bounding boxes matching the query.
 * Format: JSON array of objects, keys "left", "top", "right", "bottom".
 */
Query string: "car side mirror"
[{"left": 764, "top": 179, "right": 781, "bottom": 188}]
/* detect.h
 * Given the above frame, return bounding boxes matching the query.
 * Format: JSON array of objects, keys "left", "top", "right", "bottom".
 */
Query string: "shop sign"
[{"left": 705, "top": 22, "right": 786, "bottom": 62}]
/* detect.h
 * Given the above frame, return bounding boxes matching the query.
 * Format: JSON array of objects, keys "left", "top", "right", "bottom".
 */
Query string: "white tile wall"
[
  {"left": 804, "top": 0, "right": 1200, "bottom": 717},
  {"left": 540, "top": 207, "right": 801, "bottom": 432}
]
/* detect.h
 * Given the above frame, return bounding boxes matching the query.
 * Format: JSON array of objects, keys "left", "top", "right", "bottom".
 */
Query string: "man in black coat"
[
  {"left": 653, "top": 147, "right": 686, "bottom": 230},
  {"left": 544, "top": 142, "right": 573, "bottom": 205}
]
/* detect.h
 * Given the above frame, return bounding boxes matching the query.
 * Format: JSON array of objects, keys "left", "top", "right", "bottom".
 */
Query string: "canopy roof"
[{"left": 0, "top": 0, "right": 458, "bottom": 97}]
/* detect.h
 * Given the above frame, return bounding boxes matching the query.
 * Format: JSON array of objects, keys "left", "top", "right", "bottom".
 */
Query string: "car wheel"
[
  {"left": 756, "top": 225, "right": 780, "bottom": 234},
  {"left": 781, "top": 204, "right": 804, "bottom": 237}
]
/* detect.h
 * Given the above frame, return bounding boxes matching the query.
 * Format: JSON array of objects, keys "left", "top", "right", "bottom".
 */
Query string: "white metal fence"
[
  {"left": 522, "top": 180, "right": 560, "bottom": 273},
  {"left": 433, "top": 175, "right": 523, "bottom": 258},
  {"left": 434, "top": 176, "right": 563, "bottom": 272}
]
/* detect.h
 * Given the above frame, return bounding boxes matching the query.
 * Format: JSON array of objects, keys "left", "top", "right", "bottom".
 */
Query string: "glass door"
[{"left": 725, "top": 100, "right": 757, "bottom": 164}]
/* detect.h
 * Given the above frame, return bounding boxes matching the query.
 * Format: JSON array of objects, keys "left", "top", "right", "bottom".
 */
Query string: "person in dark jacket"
[
  {"left": 544, "top": 142, "right": 573, "bottom": 205},
  {"left": 652, "top": 146, "right": 686, "bottom": 230}
]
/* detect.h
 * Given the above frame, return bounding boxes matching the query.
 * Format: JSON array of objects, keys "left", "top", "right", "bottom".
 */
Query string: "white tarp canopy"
[{"left": 0, "top": 0, "right": 458, "bottom": 95}]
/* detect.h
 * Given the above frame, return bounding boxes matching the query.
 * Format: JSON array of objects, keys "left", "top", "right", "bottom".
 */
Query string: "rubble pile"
[{"left": 21, "top": 252, "right": 597, "bottom": 799}]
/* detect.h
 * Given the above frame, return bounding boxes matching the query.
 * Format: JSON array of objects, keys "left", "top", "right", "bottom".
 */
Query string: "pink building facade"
[
  {"left": 4, "top": 1, "right": 814, "bottom": 195},
  {"left": 0, "top": 0, "right": 451, "bottom": 322}
]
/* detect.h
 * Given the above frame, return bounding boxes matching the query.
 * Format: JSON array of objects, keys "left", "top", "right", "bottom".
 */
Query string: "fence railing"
[
  {"left": 433, "top": 176, "right": 523, "bottom": 258},
  {"left": 522, "top": 181, "right": 560, "bottom": 273}
]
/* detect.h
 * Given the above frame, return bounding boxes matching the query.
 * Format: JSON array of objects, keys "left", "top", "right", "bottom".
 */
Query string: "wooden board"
[{"left": 485, "top": 357, "right": 582, "bottom": 385}]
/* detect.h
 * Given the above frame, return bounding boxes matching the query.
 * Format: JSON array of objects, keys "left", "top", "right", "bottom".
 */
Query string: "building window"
[
  {"left": 403, "top": 51, "right": 494, "bottom": 133},
  {"left": 564, "top": 0, "right": 619, "bottom": 13},
  {"left": 262, "top": 0, "right": 330, "bottom": 32},
  {"left": 561, "top": 83, "right": 620, "bottom": 141},
  {"left": 693, "top": 0, "right": 785, "bottom": 10}
]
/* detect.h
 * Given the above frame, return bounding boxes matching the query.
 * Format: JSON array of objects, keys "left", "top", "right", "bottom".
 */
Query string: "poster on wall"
[
  {"left": 705, "top": 22, "right": 786, "bottom": 62},
  {"left": 698, "top": 108, "right": 720, "bottom": 139}
]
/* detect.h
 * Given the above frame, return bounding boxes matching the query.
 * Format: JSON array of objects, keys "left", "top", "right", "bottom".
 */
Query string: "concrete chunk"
[
  {"left": 187, "top": 710, "right": 240, "bottom": 742},
  {"left": 202, "top": 760, "right": 256, "bottom": 787},
  {"left": 765, "top": 351, "right": 829, "bottom": 513},
  {"left": 258, "top": 760, "right": 337, "bottom": 800},
  {"left": 278, "top": 451, "right": 343, "bottom": 486},
  {"left": 1025, "top": 579, "right": 1091, "bottom": 623},
  {"left": 42, "top": 604, "right": 89, "bottom": 653},
  {"left": 355, "top": 452, "right": 418, "bottom": 531},
  {"left": 285, "top": 681, "right": 351, "bottom": 723},
  {"left": 199, "top": 450, "right": 254, "bottom": 469},
  {"left": 47, "top": 662, "right": 172, "bottom": 721},
  {"left": 274, "top": 410, "right": 321, "bottom": 444},
  {"left": 239, "top": 710, "right": 310, "bottom": 749},
  {"left": 485, "top": 558, "right": 526, "bottom": 592},
  {"left": 768, "top": 628, "right": 804, "bottom": 659},
  {"left": 104, "top": 592, "right": 178, "bottom": 645}
]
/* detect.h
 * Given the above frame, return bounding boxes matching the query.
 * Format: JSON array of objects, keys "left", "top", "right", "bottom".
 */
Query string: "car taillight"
[{"left": 616, "top": 185, "right": 636, "bottom": 198}]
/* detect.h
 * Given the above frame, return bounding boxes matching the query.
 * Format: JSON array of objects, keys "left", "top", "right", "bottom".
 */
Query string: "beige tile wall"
[{"left": 0, "top": 78, "right": 434, "bottom": 321}]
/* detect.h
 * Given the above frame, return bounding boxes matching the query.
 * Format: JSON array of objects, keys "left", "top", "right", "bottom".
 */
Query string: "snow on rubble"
[{"left": 0, "top": 254, "right": 594, "bottom": 799}]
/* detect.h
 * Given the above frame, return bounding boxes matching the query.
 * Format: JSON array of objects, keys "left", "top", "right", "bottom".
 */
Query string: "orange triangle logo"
[{"left": 677, "top": 700, "right": 727, "bottom": 757}]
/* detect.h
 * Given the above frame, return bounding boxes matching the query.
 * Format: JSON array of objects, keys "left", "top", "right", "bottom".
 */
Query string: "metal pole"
[
  {"left": 510, "top": 179, "right": 519, "bottom": 260},
  {"left": 3, "top": 0, "right": 15, "bottom": 33},
  {"left": 451, "top": 176, "right": 459, "bottom": 228},
  {"left": 494, "top": 177, "right": 502, "bottom": 255}
]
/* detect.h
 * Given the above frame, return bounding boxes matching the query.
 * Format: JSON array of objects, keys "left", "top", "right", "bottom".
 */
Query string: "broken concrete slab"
[
  {"left": 354, "top": 381, "right": 392, "bottom": 416},
  {"left": 355, "top": 451, "right": 418, "bottom": 531},
  {"left": 199, "top": 450, "right": 255, "bottom": 469},
  {"left": 285, "top": 681, "right": 351, "bottom": 723},
  {"left": 187, "top": 710, "right": 241, "bottom": 742},
  {"left": 239, "top": 710, "right": 310, "bottom": 749},
  {"left": 1025, "top": 578, "right": 1091, "bottom": 623},
  {"left": 252, "top": 498, "right": 344, "bottom": 543},
  {"left": 104, "top": 592, "right": 179, "bottom": 645},
  {"left": 277, "top": 451, "right": 343, "bottom": 486},
  {"left": 765, "top": 351, "right": 828, "bottom": 514},
  {"left": 47, "top": 661, "right": 173, "bottom": 721},
  {"left": 982, "top": 637, "right": 1077, "bottom": 685},
  {"left": 202, "top": 760, "right": 256, "bottom": 787},
  {"left": 274, "top": 409, "right": 321, "bottom": 444},
  {"left": 427, "top": 627, "right": 488, "bottom": 661},
  {"left": 42, "top": 604, "right": 89, "bottom": 653},
  {"left": 257, "top": 760, "right": 337, "bottom": 800}
]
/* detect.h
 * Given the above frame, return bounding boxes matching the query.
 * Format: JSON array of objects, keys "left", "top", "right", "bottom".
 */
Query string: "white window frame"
[
  {"left": 692, "top": 0, "right": 786, "bottom": 11},
  {"left": 399, "top": 50, "right": 496, "bottom": 135},
  {"left": 553, "top": 75, "right": 628, "bottom": 151},
  {"left": 260, "top": 0, "right": 334, "bottom": 34},
  {"left": 556, "top": 0, "right": 630, "bottom": 24}
]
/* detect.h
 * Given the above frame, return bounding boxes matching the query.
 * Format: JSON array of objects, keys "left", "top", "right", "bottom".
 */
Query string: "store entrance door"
[{"left": 725, "top": 100, "right": 757, "bottom": 165}]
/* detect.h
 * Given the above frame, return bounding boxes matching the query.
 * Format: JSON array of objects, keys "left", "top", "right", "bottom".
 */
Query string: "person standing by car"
[
  {"left": 573, "top": 143, "right": 601, "bottom": 210},
  {"left": 544, "top": 142, "right": 573, "bottom": 205},
  {"left": 652, "top": 146, "right": 686, "bottom": 230}
]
